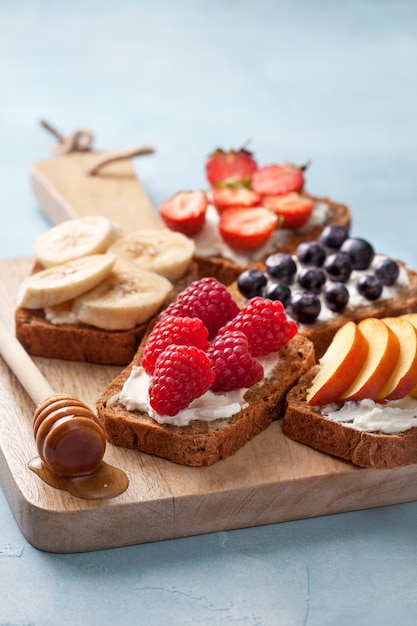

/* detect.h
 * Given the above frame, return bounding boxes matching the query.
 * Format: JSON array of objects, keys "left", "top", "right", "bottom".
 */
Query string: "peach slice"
[
  {"left": 400, "top": 314, "right": 417, "bottom": 399},
  {"left": 306, "top": 321, "right": 368, "bottom": 406},
  {"left": 341, "top": 318, "right": 400, "bottom": 401},
  {"left": 375, "top": 317, "right": 417, "bottom": 401}
]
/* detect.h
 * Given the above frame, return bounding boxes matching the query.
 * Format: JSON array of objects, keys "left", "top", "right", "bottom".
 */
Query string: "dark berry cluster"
[{"left": 237, "top": 225, "right": 400, "bottom": 324}]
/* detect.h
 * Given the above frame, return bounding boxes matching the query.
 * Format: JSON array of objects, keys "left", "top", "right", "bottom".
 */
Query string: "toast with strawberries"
[{"left": 157, "top": 147, "right": 351, "bottom": 285}]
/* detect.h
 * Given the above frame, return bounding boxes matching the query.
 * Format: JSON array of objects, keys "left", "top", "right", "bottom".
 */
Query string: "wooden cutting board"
[
  {"left": 30, "top": 150, "right": 162, "bottom": 231},
  {"left": 2, "top": 258, "right": 417, "bottom": 553}
]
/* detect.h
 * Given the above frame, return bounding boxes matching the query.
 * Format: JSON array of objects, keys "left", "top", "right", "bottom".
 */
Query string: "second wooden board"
[{"left": 31, "top": 151, "right": 162, "bottom": 231}]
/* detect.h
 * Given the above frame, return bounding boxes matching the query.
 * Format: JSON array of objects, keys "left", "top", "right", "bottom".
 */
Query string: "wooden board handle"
[
  {"left": 0, "top": 318, "right": 54, "bottom": 406},
  {"left": 84, "top": 145, "right": 155, "bottom": 176}
]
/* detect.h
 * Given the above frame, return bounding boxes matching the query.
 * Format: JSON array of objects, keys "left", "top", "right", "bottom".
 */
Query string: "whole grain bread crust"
[
  {"left": 194, "top": 194, "right": 351, "bottom": 285},
  {"left": 15, "top": 307, "right": 148, "bottom": 365},
  {"left": 283, "top": 367, "right": 417, "bottom": 469},
  {"left": 95, "top": 331, "right": 315, "bottom": 466}
]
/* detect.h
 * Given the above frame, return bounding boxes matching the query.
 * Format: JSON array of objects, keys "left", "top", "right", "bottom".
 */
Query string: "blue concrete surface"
[{"left": 1, "top": 1, "right": 417, "bottom": 624}]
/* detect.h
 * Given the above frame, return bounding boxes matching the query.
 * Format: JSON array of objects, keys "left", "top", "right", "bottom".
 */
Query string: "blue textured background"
[{"left": 1, "top": 1, "right": 417, "bottom": 624}]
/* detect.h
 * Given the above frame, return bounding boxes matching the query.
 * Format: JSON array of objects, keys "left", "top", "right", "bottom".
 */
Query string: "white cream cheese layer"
[
  {"left": 115, "top": 352, "right": 278, "bottom": 427},
  {"left": 323, "top": 396, "right": 417, "bottom": 434},
  {"left": 193, "top": 201, "right": 330, "bottom": 265}
]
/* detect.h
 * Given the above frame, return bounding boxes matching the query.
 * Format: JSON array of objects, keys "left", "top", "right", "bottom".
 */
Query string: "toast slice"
[
  {"left": 95, "top": 327, "right": 315, "bottom": 466},
  {"left": 194, "top": 194, "right": 351, "bottom": 285},
  {"left": 283, "top": 367, "right": 417, "bottom": 469},
  {"left": 15, "top": 262, "right": 198, "bottom": 365}
]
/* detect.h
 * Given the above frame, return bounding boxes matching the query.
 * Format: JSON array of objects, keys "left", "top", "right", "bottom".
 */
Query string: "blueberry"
[
  {"left": 340, "top": 237, "right": 375, "bottom": 270},
  {"left": 265, "top": 253, "right": 297, "bottom": 285},
  {"left": 356, "top": 274, "right": 383, "bottom": 300},
  {"left": 373, "top": 257, "right": 400, "bottom": 286},
  {"left": 296, "top": 241, "right": 326, "bottom": 266},
  {"left": 237, "top": 268, "right": 267, "bottom": 299},
  {"left": 297, "top": 267, "right": 326, "bottom": 294},
  {"left": 264, "top": 281, "right": 291, "bottom": 306},
  {"left": 324, "top": 282, "right": 350, "bottom": 312},
  {"left": 323, "top": 252, "right": 352, "bottom": 282},
  {"left": 287, "top": 291, "right": 321, "bottom": 324},
  {"left": 318, "top": 224, "right": 350, "bottom": 249}
]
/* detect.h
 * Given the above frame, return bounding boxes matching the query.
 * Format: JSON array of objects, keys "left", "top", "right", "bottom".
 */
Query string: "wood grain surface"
[
  {"left": 1, "top": 258, "right": 417, "bottom": 553},
  {"left": 30, "top": 151, "right": 162, "bottom": 230}
]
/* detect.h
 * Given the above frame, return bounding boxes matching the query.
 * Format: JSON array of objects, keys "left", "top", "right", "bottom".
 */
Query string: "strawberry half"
[
  {"left": 219, "top": 207, "right": 278, "bottom": 250},
  {"left": 262, "top": 192, "right": 314, "bottom": 229},
  {"left": 205, "top": 148, "right": 258, "bottom": 187},
  {"left": 252, "top": 164, "right": 304, "bottom": 196},
  {"left": 212, "top": 186, "right": 261, "bottom": 213},
  {"left": 159, "top": 190, "right": 208, "bottom": 237}
]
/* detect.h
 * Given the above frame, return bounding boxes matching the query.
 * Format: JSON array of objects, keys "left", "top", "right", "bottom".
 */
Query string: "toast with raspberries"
[{"left": 95, "top": 278, "right": 315, "bottom": 466}]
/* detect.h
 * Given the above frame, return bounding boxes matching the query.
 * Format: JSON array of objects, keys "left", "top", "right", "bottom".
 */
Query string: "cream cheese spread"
[
  {"left": 114, "top": 352, "right": 279, "bottom": 427},
  {"left": 193, "top": 201, "right": 330, "bottom": 265},
  {"left": 323, "top": 396, "right": 417, "bottom": 434},
  {"left": 44, "top": 303, "right": 79, "bottom": 325}
]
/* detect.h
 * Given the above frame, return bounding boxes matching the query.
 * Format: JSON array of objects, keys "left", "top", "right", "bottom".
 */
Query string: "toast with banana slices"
[{"left": 15, "top": 217, "right": 197, "bottom": 365}]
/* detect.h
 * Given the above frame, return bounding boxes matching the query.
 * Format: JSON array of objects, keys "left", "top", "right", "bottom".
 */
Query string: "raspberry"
[
  {"left": 149, "top": 345, "right": 215, "bottom": 416},
  {"left": 142, "top": 315, "right": 209, "bottom": 375},
  {"left": 160, "top": 277, "right": 239, "bottom": 339},
  {"left": 208, "top": 330, "right": 264, "bottom": 392},
  {"left": 219, "top": 297, "right": 298, "bottom": 357}
]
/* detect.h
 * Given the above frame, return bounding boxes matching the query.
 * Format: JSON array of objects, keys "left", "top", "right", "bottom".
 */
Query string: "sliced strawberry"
[
  {"left": 251, "top": 164, "right": 304, "bottom": 196},
  {"left": 159, "top": 190, "right": 208, "bottom": 237},
  {"left": 205, "top": 148, "right": 257, "bottom": 187},
  {"left": 212, "top": 186, "right": 261, "bottom": 213},
  {"left": 219, "top": 207, "right": 278, "bottom": 250},
  {"left": 261, "top": 192, "right": 314, "bottom": 229}
]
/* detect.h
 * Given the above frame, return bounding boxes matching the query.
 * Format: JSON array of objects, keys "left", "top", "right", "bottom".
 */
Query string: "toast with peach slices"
[
  {"left": 283, "top": 315, "right": 417, "bottom": 469},
  {"left": 95, "top": 277, "right": 315, "bottom": 466}
]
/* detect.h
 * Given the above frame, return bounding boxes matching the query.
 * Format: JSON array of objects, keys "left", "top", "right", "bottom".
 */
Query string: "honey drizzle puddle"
[{"left": 29, "top": 457, "right": 129, "bottom": 500}]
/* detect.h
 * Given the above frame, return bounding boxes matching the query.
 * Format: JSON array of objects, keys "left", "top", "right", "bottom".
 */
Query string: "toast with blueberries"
[
  {"left": 231, "top": 225, "right": 417, "bottom": 359},
  {"left": 95, "top": 277, "right": 315, "bottom": 466}
]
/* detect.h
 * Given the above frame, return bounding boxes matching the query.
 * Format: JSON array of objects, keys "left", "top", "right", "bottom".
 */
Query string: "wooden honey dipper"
[
  {"left": 0, "top": 318, "right": 128, "bottom": 498},
  {"left": 32, "top": 394, "right": 106, "bottom": 477}
]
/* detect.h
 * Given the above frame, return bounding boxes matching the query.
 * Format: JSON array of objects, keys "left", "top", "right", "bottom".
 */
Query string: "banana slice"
[
  {"left": 71, "top": 260, "right": 174, "bottom": 330},
  {"left": 107, "top": 228, "right": 195, "bottom": 281},
  {"left": 17, "top": 254, "right": 117, "bottom": 309},
  {"left": 34, "top": 216, "right": 122, "bottom": 267}
]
